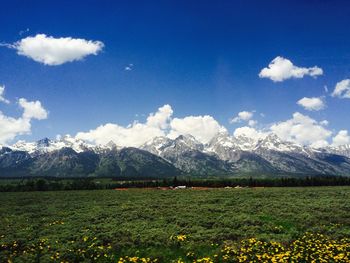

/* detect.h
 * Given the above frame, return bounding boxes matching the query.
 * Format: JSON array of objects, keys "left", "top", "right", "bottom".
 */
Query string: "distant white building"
[{"left": 174, "top": 186, "right": 187, "bottom": 190}]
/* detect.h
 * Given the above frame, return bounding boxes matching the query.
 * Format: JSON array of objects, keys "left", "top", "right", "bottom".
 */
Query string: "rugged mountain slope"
[
  {"left": 1, "top": 133, "right": 350, "bottom": 177},
  {"left": 30, "top": 148, "right": 99, "bottom": 177},
  {"left": 205, "top": 132, "right": 244, "bottom": 162},
  {"left": 117, "top": 147, "right": 180, "bottom": 177},
  {"left": 0, "top": 140, "right": 179, "bottom": 177},
  {"left": 12, "top": 136, "right": 94, "bottom": 155},
  {"left": 144, "top": 133, "right": 350, "bottom": 176},
  {"left": 142, "top": 135, "right": 231, "bottom": 175},
  {"left": 252, "top": 134, "right": 350, "bottom": 175},
  {"left": 0, "top": 147, "right": 32, "bottom": 176},
  {"left": 230, "top": 152, "right": 278, "bottom": 174},
  {"left": 324, "top": 145, "right": 350, "bottom": 158}
]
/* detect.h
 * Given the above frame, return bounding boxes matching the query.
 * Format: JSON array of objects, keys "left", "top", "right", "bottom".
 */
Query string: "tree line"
[{"left": 1, "top": 175, "right": 350, "bottom": 192}]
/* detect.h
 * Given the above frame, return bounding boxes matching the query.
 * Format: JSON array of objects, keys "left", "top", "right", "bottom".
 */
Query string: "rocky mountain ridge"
[{"left": 1, "top": 132, "right": 350, "bottom": 177}]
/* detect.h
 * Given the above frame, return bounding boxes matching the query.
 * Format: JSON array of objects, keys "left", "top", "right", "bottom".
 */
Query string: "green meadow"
[{"left": 1, "top": 187, "right": 350, "bottom": 262}]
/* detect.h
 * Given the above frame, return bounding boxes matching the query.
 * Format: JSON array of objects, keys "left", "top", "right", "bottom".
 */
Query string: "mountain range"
[{"left": 1, "top": 133, "right": 350, "bottom": 178}]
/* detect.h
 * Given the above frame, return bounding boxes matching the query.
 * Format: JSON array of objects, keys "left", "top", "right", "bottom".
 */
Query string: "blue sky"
[{"left": 1, "top": 0, "right": 350, "bottom": 147}]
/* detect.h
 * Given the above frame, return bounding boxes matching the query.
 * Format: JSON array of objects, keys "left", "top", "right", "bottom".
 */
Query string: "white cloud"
[
  {"left": 146, "top": 104, "right": 173, "bottom": 129},
  {"left": 169, "top": 115, "right": 226, "bottom": 144},
  {"left": 75, "top": 106, "right": 340, "bottom": 148},
  {"left": 259, "top": 56, "right": 323, "bottom": 82},
  {"left": 320, "top": 120, "right": 329, "bottom": 126},
  {"left": 76, "top": 122, "right": 166, "bottom": 147},
  {"left": 332, "top": 130, "right": 350, "bottom": 146},
  {"left": 76, "top": 105, "right": 173, "bottom": 147},
  {"left": 0, "top": 97, "right": 48, "bottom": 144},
  {"left": 0, "top": 114, "right": 31, "bottom": 144},
  {"left": 270, "top": 112, "right": 331, "bottom": 148},
  {"left": 231, "top": 113, "right": 350, "bottom": 148},
  {"left": 248, "top": 120, "right": 257, "bottom": 127},
  {"left": 297, "top": 97, "right": 325, "bottom": 111},
  {"left": 18, "top": 98, "right": 48, "bottom": 120},
  {"left": 124, "top": 64, "right": 134, "bottom": 71},
  {"left": 0, "top": 85, "right": 10, "bottom": 104},
  {"left": 331, "top": 79, "right": 350, "bottom": 98},
  {"left": 230, "top": 111, "right": 254, "bottom": 123},
  {"left": 233, "top": 126, "right": 267, "bottom": 140},
  {"left": 9, "top": 34, "right": 104, "bottom": 65},
  {"left": 76, "top": 105, "right": 226, "bottom": 146}
]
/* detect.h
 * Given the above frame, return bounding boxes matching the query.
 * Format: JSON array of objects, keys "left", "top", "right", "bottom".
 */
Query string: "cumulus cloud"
[
  {"left": 0, "top": 114, "right": 32, "bottom": 144},
  {"left": 231, "top": 111, "right": 350, "bottom": 148},
  {"left": 331, "top": 79, "right": 350, "bottom": 99},
  {"left": 230, "top": 111, "right": 254, "bottom": 123},
  {"left": 270, "top": 112, "right": 331, "bottom": 148},
  {"left": 169, "top": 115, "right": 226, "bottom": 143},
  {"left": 8, "top": 34, "right": 104, "bottom": 65},
  {"left": 233, "top": 113, "right": 332, "bottom": 148},
  {"left": 76, "top": 122, "right": 166, "bottom": 147},
  {"left": 233, "top": 126, "right": 267, "bottom": 140},
  {"left": 248, "top": 120, "right": 257, "bottom": 127},
  {"left": 297, "top": 97, "right": 325, "bottom": 111},
  {"left": 75, "top": 106, "right": 342, "bottom": 148},
  {"left": 259, "top": 56, "right": 323, "bottom": 82},
  {"left": 76, "top": 105, "right": 172, "bottom": 147},
  {"left": 146, "top": 104, "right": 173, "bottom": 129},
  {"left": 332, "top": 130, "right": 350, "bottom": 146},
  {"left": 0, "top": 97, "right": 48, "bottom": 144},
  {"left": 0, "top": 85, "right": 10, "bottom": 104},
  {"left": 76, "top": 105, "right": 226, "bottom": 146},
  {"left": 18, "top": 98, "right": 48, "bottom": 120}
]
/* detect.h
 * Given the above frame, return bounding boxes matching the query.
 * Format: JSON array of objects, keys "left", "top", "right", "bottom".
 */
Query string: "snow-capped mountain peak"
[
  {"left": 325, "top": 144, "right": 350, "bottom": 158},
  {"left": 141, "top": 135, "right": 203, "bottom": 156},
  {"left": 3, "top": 132, "right": 350, "bottom": 177},
  {"left": 233, "top": 134, "right": 257, "bottom": 151},
  {"left": 140, "top": 136, "right": 172, "bottom": 155},
  {"left": 36, "top": 137, "right": 52, "bottom": 147},
  {"left": 206, "top": 132, "right": 238, "bottom": 151},
  {"left": 206, "top": 132, "right": 258, "bottom": 154},
  {"left": 57, "top": 135, "right": 94, "bottom": 152},
  {"left": 208, "top": 132, "right": 235, "bottom": 147},
  {"left": 204, "top": 132, "right": 247, "bottom": 161},
  {"left": 12, "top": 140, "right": 39, "bottom": 154},
  {"left": 173, "top": 134, "right": 203, "bottom": 151},
  {"left": 254, "top": 133, "right": 298, "bottom": 151},
  {"left": 11, "top": 135, "right": 94, "bottom": 155}
]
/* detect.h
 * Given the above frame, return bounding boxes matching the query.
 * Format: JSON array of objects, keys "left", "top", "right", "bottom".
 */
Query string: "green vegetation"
[
  {"left": 1, "top": 175, "right": 350, "bottom": 192},
  {"left": 1, "top": 187, "right": 350, "bottom": 262}
]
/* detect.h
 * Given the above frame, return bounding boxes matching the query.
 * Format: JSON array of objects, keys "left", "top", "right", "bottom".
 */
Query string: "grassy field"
[{"left": 1, "top": 187, "right": 350, "bottom": 262}]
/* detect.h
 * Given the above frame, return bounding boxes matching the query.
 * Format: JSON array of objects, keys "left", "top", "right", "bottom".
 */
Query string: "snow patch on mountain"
[
  {"left": 11, "top": 135, "right": 95, "bottom": 155},
  {"left": 3, "top": 131, "right": 350, "bottom": 176}
]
